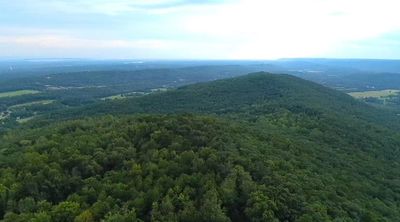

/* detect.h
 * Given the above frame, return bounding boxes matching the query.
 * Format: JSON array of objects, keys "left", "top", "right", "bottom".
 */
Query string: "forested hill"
[
  {"left": 50, "top": 72, "right": 400, "bottom": 129},
  {"left": 2, "top": 72, "right": 400, "bottom": 221},
  {"left": 2, "top": 114, "right": 400, "bottom": 221}
]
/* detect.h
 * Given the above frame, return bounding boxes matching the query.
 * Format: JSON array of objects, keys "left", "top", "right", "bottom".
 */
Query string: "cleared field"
[
  {"left": 16, "top": 116, "right": 35, "bottom": 124},
  {"left": 348, "top": 89, "right": 400, "bottom": 99},
  {"left": 9, "top": 100, "right": 55, "bottom": 109},
  {"left": 0, "top": 90, "right": 40, "bottom": 98},
  {"left": 102, "top": 94, "right": 125, "bottom": 100},
  {"left": 101, "top": 92, "right": 147, "bottom": 101}
]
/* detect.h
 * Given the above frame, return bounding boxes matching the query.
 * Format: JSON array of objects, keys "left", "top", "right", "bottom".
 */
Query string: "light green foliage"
[
  {"left": 51, "top": 201, "right": 80, "bottom": 222},
  {"left": 74, "top": 210, "right": 94, "bottom": 222}
]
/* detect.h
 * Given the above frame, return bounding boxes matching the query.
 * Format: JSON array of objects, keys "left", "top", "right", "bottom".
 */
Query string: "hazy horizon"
[
  {"left": 1, "top": 57, "right": 400, "bottom": 62},
  {"left": 1, "top": 0, "right": 400, "bottom": 60}
]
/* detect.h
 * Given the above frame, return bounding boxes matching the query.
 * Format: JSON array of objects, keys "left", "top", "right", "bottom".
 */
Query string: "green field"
[
  {"left": 0, "top": 90, "right": 40, "bottom": 98},
  {"left": 1, "top": 100, "right": 54, "bottom": 123},
  {"left": 348, "top": 89, "right": 400, "bottom": 99},
  {"left": 101, "top": 92, "right": 147, "bottom": 101},
  {"left": 102, "top": 94, "right": 126, "bottom": 100},
  {"left": 16, "top": 116, "right": 35, "bottom": 123},
  {"left": 9, "top": 100, "right": 55, "bottom": 109}
]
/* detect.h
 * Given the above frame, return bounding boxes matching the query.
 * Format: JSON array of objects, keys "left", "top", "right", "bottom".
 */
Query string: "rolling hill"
[
  {"left": 1, "top": 73, "right": 400, "bottom": 221},
  {"left": 51, "top": 72, "right": 400, "bottom": 129}
]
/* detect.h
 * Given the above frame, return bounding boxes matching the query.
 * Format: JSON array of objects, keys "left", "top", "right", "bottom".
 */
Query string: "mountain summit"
[{"left": 61, "top": 72, "right": 399, "bottom": 128}]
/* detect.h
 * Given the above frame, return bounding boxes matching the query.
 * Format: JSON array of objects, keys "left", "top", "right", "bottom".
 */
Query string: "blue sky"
[{"left": 0, "top": 0, "right": 399, "bottom": 59}]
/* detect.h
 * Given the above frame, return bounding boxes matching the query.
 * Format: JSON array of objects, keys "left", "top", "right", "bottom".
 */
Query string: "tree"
[
  {"left": 199, "top": 188, "right": 230, "bottom": 222},
  {"left": 51, "top": 201, "right": 80, "bottom": 222},
  {"left": 151, "top": 195, "right": 177, "bottom": 222},
  {"left": 74, "top": 210, "right": 94, "bottom": 222},
  {"left": 103, "top": 208, "right": 140, "bottom": 222},
  {"left": 245, "top": 191, "right": 278, "bottom": 222}
]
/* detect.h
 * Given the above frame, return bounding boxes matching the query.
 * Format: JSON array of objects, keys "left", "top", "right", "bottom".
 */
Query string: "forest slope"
[
  {"left": 1, "top": 73, "right": 400, "bottom": 221},
  {"left": 51, "top": 72, "right": 400, "bottom": 129}
]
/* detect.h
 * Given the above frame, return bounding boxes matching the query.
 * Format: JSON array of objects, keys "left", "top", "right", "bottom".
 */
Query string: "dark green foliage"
[
  {"left": 1, "top": 73, "right": 400, "bottom": 221},
  {"left": 0, "top": 65, "right": 255, "bottom": 106},
  {"left": 54, "top": 73, "right": 400, "bottom": 130},
  {"left": 0, "top": 115, "right": 305, "bottom": 221},
  {"left": 0, "top": 65, "right": 257, "bottom": 132}
]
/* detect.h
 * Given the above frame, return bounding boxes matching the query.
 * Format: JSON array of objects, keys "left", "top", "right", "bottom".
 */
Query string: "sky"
[{"left": 0, "top": 0, "right": 399, "bottom": 60}]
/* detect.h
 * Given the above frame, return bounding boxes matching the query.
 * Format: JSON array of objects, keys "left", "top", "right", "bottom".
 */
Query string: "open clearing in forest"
[
  {"left": 9, "top": 100, "right": 55, "bottom": 109},
  {"left": 348, "top": 89, "right": 400, "bottom": 99},
  {"left": 0, "top": 90, "right": 40, "bottom": 98},
  {"left": 101, "top": 91, "right": 148, "bottom": 101}
]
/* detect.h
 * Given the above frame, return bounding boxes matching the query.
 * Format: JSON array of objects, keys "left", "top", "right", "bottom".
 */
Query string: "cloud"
[
  {"left": 0, "top": 33, "right": 234, "bottom": 59},
  {"left": 0, "top": 0, "right": 399, "bottom": 59},
  {"left": 0, "top": 35, "right": 172, "bottom": 59},
  {"left": 32, "top": 0, "right": 231, "bottom": 15},
  {"left": 0, "top": 35, "right": 172, "bottom": 49},
  {"left": 180, "top": 0, "right": 400, "bottom": 59}
]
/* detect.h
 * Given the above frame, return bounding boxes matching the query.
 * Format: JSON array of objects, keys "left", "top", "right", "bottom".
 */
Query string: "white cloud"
[
  {"left": 0, "top": 35, "right": 173, "bottom": 49},
  {"left": 0, "top": 33, "right": 234, "bottom": 59},
  {"left": 180, "top": 0, "right": 400, "bottom": 59},
  {"left": 1, "top": 0, "right": 399, "bottom": 59},
  {"left": 32, "top": 0, "right": 228, "bottom": 16}
]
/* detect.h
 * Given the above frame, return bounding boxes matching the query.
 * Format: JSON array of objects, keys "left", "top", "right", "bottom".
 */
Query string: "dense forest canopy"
[
  {"left": 1, "top": 113, "right": 400, "bottom": 221},
  {"left": 1, "top": 73, "right": 400, "bottom": 221}
]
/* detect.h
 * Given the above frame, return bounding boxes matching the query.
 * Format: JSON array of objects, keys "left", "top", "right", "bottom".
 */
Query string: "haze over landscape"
[{"left": 1, "top": 1, "right": 400, "bottom": 222}]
